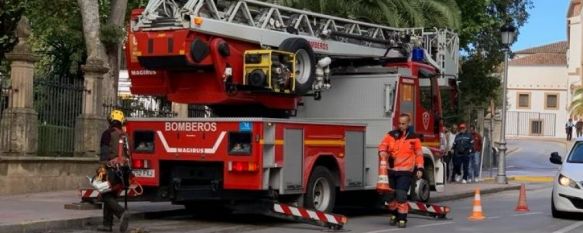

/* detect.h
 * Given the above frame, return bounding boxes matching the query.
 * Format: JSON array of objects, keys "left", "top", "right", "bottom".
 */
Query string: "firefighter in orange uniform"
[{"left": 378, "top": 113, "right": 424, "bottom": 228}]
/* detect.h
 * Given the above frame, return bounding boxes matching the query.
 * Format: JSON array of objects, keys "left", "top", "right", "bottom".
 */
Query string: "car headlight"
[{"left": 558, "top": 174, "right": 580, "bottom": 189}]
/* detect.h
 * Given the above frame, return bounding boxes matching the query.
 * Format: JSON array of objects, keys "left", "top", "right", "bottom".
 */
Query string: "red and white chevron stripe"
[
  {"left": 407, "top": 201, "right": 450, "bottom": 215},
  {"left": 80, "top": 184, "right": 143, "bottom": 199},
  {"left": 273, "top": 203, "right": 347, "bottom": 227},
  {"left": 80, "top": 189, "right": 99, "bottom": 199}
]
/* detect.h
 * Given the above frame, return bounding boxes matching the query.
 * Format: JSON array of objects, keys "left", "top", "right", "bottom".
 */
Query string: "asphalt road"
[
  {"left": 62, "top": 183, "right": 583, "bottom": 233},
  {"left": 490, "top": 138, "right": 567, "bottom": 177}
]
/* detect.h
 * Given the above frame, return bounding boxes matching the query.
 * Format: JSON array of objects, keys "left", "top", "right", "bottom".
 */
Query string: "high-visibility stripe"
[
  {"left": 305, "top": 140, "right": 345, "bottom": 146},
  {"left": 259, "top": 139, "right": 345, "bottom": 146},
  {"left": 259, "top": 139, "right": 284, "bottom": 145},
  {"left": 421, "top": 141, "right": 440, "bottom": 147}
]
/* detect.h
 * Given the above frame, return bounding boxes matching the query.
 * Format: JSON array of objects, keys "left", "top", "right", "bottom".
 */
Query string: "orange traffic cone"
[
  {"left": 468, "top": 188, "right": 486, "bottom": 221},
  {"left": 515, "top": 184, "right": 530, "bottom": 212},
  {"left": 376, "top": 154, "right": 392, "bottom": 193}
]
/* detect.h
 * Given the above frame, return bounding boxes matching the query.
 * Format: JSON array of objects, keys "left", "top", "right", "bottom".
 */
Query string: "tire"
[
  {"left": 410, "top": 179, "right": 431, "bottom": 202},
  {"left": 278, "top": 38, "right": 316, "bottom": 95},
  {"left": 304, "top": 166, "right": 337, "bottom": 212},
  {"left": 551, "top": 195, "right": 568, "bottom": 219}
]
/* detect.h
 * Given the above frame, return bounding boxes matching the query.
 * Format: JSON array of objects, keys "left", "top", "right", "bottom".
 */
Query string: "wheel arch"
[
  {"left": 308, "top": 155, "right": 341, "bottom": 189},
  {"left": 421, "top": 146, "right": 437, "bottom": 189}
]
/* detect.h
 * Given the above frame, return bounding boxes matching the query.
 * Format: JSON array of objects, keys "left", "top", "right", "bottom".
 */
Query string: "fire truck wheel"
[
  {"left": 278, "top": 38, "right": 316, "bottom": 95},
  {"left": 410, "top": 179, "right": 431, "bottom": 202},
  {"left": 304, "top": 166, "right": 336, "bottom": 212}
]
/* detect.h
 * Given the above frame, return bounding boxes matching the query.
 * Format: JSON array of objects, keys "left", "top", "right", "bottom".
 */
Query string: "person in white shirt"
[
  {"left": 446, "top": 124, "right": 458, "bottom": 183},
  {"left": 566, "top": 119, "right": 574, "bottom": 141}
]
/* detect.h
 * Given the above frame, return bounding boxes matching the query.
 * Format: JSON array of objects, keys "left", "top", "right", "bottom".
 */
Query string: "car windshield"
[{"left": 568, "top": 142, "right": 583, "bottom": 163}]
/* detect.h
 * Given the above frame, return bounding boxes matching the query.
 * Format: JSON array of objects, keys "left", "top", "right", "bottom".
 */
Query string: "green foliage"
[
  {"left": 23, "top": 0, "right": 85, "bottom": 80},
  {"left": 0, "top": 0, "right": 25, "bottom": 73},
  {"left": 9, "top": 0, "right": 146, "bottom": 80},
  {"left": 280, "top": 0, "right": 461, "bottom": 29},
  {"left": 455, "top": 0, "right": 533, "bottom": 123},
  {"left": 570, "top": 88, "right": 583, "bottom": 116},
  {"left": 100, "top": 24, "right": 126, "bottom": 50}
]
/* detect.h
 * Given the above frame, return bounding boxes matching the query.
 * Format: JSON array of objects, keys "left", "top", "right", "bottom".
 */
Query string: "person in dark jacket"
[
  {"left": 97, "top": 110, "right": 129, "bottom": 233},
  {"left": 452, "top": 123, "right": 473, "bottom": 184}
]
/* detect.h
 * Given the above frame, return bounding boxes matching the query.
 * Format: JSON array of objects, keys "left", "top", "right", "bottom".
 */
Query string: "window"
[
  {"left": 545, "top": 93, "right": 559, "bottom": 109},
  {"left": 530, "top": 120, "right": 543, "bottom": 136},
  {"left": 517, "top": 93, "right": 530, "bottom": 109},
  {"left": 568, "top": 142, "right": 583, "bottom": 163},
  {"left": 228, "top": 132, "right": 252, "bottom": 155},
  {"left": 133, "top": 131, "right": 155, "bottom": 153},
  {"left": 384, "top": 83, "right": 396, "bottom": 114}
]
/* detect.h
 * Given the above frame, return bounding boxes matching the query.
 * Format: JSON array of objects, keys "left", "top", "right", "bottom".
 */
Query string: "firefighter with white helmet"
[{"left": 96, "top": 109, "right": 130, "bottom": 232}]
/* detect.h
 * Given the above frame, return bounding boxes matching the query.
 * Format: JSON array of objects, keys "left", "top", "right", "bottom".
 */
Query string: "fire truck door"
[
  {"left": 281, "top": 129, "right": 304, "bottom": 194},
  {"left": 399, "top": 78, "right": 416, "bottom": 124},
  {"left": 344, "top": 131, "right": 364, "bottom": 190}
]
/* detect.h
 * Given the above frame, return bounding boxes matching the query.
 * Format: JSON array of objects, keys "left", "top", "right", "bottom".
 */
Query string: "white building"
[
  {"left": 568, "top": 0, "right": 583, "bottom": 108},
  {"left": 505, "top": 41, "right": 569, "bottom": 138}
]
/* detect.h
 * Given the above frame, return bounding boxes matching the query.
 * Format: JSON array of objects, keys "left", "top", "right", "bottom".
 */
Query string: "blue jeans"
[{"left": 469, "top": 152, "right": 481, "bottom": 179}]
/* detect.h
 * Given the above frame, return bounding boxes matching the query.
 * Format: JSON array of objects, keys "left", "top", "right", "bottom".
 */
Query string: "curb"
[
  {"left": 431, "top": 184, "right": 521, "bottom": 203},
  {"left": 511, "top": 176, "right": 554, "bottom": 183},
  {"left": 0, "top": 208, "right": 186, "bottom": 233},
  {"left": 482, "top": 177, "right": 516, "bottom": 183},
  {"left": 506, "top": 147, "right": 519, "bottom": 155}
]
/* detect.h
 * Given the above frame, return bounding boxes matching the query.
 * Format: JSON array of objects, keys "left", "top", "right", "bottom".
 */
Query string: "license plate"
[{"left": 133, "top": 169, "right": 155, "bottom": 178}]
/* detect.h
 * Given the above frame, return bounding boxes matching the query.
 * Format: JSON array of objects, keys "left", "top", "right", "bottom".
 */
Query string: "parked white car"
[{"left": 550, "top": 141, "right": 583, "bottom": 218}]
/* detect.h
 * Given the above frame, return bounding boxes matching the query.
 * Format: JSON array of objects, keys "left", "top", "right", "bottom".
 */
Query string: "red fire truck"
[{"left": 123, "top": 0, "right": 459, "bottom": 213}]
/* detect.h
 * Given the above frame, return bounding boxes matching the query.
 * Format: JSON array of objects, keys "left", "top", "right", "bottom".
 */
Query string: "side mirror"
[{"left": 550, "top": 152, "right": 562, "bottom": 165}]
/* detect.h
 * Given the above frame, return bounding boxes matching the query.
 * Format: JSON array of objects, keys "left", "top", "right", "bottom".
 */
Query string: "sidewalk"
[
  {"left": 0, "top": 191, "right": 182, "bottom": 233},
  {"left": 0, "top": 183, "right": 521, "bottom": 233}
]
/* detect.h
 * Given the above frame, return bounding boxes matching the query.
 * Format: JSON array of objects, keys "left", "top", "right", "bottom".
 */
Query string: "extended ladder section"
[{"left": 133, "top": 0, "right": 459, "bottom": 79}]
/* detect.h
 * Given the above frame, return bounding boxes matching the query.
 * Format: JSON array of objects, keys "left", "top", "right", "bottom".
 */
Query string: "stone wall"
[{"left": 0, "top": 156, "right": 97, "bottom": 195}]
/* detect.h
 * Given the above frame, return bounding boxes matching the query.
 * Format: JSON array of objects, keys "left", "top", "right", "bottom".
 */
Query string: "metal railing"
[
  {"left": 506, "top": 111, "right": 556, "bottom": 137},
  {"left": 0, "top": 76, "right": 12, "bottom": 154},
  {"left": 103, "top": 96, "right": 177, "bottom": 118},
  {"left": 34, "top": 78, "right": 85, "bottom": 157}
]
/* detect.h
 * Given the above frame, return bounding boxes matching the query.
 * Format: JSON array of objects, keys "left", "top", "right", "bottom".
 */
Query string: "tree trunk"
[
  {"left": 103, "top": 0, "right": 129, "bottom": 105},
  {"left": 77, "top": 0, "right": 108, "bottom": 63}
]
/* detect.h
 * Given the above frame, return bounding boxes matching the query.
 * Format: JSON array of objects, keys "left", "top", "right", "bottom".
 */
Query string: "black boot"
[
  {"left": 396, "top": 213, "right": 407, "bottom": 228},
  {"left": 119, "top": 212, "right": 129, "bottom": 233},
  {"left": 96, "top": 225, "right": 112, "bottom": 232},
  {"left": 397, "top": 220, "right": 407, "bottom": 228},
  {"left": 388, "top": 215, "right": 397, "bottom": 226}
]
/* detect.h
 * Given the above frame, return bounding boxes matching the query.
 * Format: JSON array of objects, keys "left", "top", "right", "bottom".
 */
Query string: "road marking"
[
  {"left": 553, "top": 221, "right": 583, "bottom": 233},
  {"left": 512, "top": 211, "right": 542, "bottom": 217},
  {"left": 413, "top": 222, "right": 455, "bottom": 228},
  {"left": 363, "top": 228, "right": 403, "bottom": 233},
  {"left": 363, "top": 222, "right": 455, "bottom": 233}
]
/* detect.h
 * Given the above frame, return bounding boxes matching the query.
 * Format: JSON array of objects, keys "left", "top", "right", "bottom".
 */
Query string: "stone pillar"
[
  {"left": 172, "top": 102, "right": 189, "bottom": 118},
  {"left": 74, "top": 58, "right": 108, "bottom": 157},
  {"left": 0, "top": 17, "right": 39, "bottom": 156}
]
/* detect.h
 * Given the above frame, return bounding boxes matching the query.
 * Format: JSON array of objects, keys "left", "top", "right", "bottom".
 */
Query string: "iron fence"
[
  {"left": 0, "top": 76, "right": 12, "bottom": 154},
  {"left": 188, "top": 105, "right": 212, "bottom": 118},
  {"left": 103, "top": 96, "right": 177, "bottom": 118},
  {"left": 34, "top": 78, "right": 84, "bottom": 157},
  {"left": 506, "top": 111, "right": 556, "bottom": 137}
]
